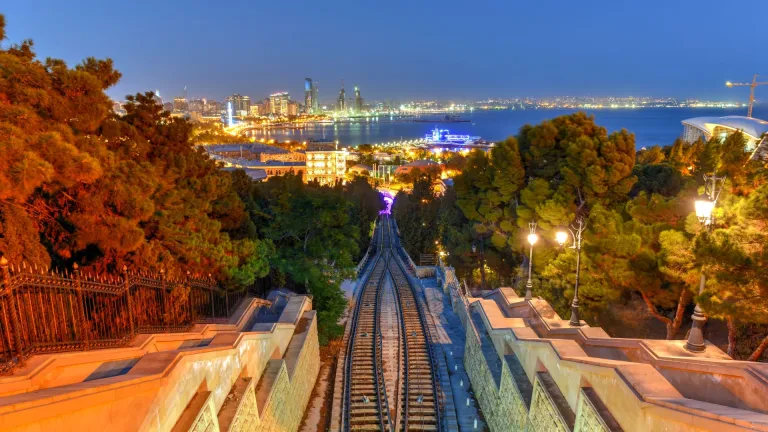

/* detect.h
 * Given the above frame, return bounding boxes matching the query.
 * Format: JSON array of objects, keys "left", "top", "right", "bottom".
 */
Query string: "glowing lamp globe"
[
  {"left": 555, "top": 231, "right": 568, "bottom": 246},
  {"left": 527, "top": 233, "right": 539, "bottom": 245},
  {"left": 695, "top": 195, "right": 715, "bottom": 224}
]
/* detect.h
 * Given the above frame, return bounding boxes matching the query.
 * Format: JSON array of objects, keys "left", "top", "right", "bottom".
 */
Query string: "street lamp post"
[
  {"left": 556, "top": 217, "right": 587, "bottom": 327},
  {"left": 471, "top": 241, "right": 486, "bottom": 291},
  {"left": 685, "top": 173, "right": 726, "bottom": 353},
  {"left": 525, "top": 221, "right": 538, "bottom": 301}
]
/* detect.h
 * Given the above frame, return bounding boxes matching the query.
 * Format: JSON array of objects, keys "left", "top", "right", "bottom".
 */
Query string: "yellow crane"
[{"left": 726, "top": 74, "right": 768, "bottom": 118}]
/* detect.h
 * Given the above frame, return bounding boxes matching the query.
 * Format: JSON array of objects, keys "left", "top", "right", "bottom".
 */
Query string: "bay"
[{"left": 247, "top": 106, "right": 768, "bottom": 150}]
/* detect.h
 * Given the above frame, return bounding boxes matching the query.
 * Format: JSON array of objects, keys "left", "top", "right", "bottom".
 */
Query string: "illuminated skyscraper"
[
  {"left": 269, "top": 92, "right": 291, "bottom": 116},
  {"left": 354, "top": 86, "right": 363, "bottom": 112},
  {"left": 288, "top": 101, "right": 299, "bottom": 116},
  {"left": 304, "top": 78, "right": 319, "bottom": 114},
  {"left": 338, "top": 84, "right": 346, "bottom": 112},
  {"left": 173, "top": 97, "right": 188, "bottom": 112},
  {"left": 227, "top": 94, "right": 251, "bottom": 117}
]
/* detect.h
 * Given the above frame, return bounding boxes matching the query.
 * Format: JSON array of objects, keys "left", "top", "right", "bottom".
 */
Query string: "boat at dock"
[{"left": 420, "top": 127, "right": 492, "bottom": 150}]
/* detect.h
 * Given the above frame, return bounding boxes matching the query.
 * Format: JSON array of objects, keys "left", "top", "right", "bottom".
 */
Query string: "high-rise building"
[
  {"left": 354, "top": 86, "right": 363, "bottom": 113},
  {"left": 250, "top": 103, "right": 266, "bottom": 117},
  {"left": 304, "top": 78, "right": 319, "bottom": 114},
  {"left": 270, "top": 92, "right": 290, "bottom": 116},
  {"left": 287, "top": 101, "right": 299, "bottom": 116},
  {"left": 173, "top": 97, "right": 188, "bottom": 112},
  {"left": 203, "top": 100, "right": 221, "bottom": 116},
  {"left": 337, "top": 85, "right": 346, "bottom": 112},
  {"left": 227, "top": 94, "right": 251, "bottom": 117},
  {"left": 262, "top": 98, "right": 271, "bottom": 115},
  {"left": 187, "top": 98, "right": 205, "bottom": 114}
]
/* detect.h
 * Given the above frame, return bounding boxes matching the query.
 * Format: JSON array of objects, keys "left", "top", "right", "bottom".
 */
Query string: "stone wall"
[
  {"left": 463, "top": 317, "right": 529, "bottom": 432},
  {"left": 0, "top": 295, "right": 320, "bottom": 432},
  {"left": 437, "top": 264, "right": 768, "bottom": 432},
  {"left": 257, "top": 313, "right": 320, "bottom": 432}
]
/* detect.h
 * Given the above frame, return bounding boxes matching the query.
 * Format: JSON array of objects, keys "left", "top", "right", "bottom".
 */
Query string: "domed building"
[{"left": 681, "top": 115, "right": 768, "bottom": 153}]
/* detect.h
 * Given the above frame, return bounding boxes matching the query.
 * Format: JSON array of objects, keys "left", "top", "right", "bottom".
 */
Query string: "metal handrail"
[{"left": 0, "top": 261, "right": 244, "bottom": 372}]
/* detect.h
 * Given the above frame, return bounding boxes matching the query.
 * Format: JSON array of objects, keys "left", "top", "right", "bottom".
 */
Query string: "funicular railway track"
[
  {"left": 342, "top": 215, "right": 442, "bottom": 432},
  {"left": 389, "top": 256, "right": 441, "bottom": 431}
]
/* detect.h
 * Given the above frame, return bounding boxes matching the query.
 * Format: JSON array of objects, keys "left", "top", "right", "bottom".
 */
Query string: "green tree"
[
  {"left": 250, "top": 174, "right": 371, "bottom": 343},
  {"left": 636, "top": 145, "right": 666, "bottom": 165},
  {"left": 393, "top": 178, "right": 441, "bottom": 258},
  {"left": 695, "top": 182, "right": 768, "bottom": 359},
  {"left": 0, "top": 16, "right": 268, "bottom": 288},
  {"left": 454, "top": 138, "right": 525, "bottom": 250}
]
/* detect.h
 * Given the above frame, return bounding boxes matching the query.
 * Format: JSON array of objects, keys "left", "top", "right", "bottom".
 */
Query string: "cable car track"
[{"left": 342, "top": 215, "right": 442, "bottom": 432}]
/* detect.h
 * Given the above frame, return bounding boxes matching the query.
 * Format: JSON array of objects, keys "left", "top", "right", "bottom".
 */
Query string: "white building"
[
  {"left": 681, "top": 115, "right": 768, "bottom": 152},
  {"left": 269, "top": 92, "right": 290, "bottom": 116},
  {"left": 306, "top": 149, "right": 348, "bottom": 185}
]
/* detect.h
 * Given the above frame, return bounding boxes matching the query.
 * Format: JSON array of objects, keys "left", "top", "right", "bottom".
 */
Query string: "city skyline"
[{"left": 3, "top": 0, "right": 767, "bottom": 103}]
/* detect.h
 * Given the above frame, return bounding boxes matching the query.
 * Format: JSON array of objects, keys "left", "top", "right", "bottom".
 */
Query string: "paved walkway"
[{"left": 419, "top": 277, "right": 488, "bottom": 432}]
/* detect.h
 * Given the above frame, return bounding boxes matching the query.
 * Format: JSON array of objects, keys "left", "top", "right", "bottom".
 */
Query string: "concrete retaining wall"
[
  {"left": 257, "top": 313, "right": 320, "bottom": 432},
  {"left": 0, "top": 295, "right": 320, "bottom": 432},
  {"left": 437, "top": 264, "right": 768, "bottom": 432}
]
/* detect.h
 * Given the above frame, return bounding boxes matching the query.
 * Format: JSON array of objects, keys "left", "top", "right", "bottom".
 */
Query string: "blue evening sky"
[{"left": 3, "top": 0, "right": 767, "bottom": 103}]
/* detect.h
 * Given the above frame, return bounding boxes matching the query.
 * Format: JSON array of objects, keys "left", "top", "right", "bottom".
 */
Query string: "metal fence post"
[
  {"left": 160, "top": 268, "right": 168, "bottom": 332},
  {"left": 72, "top": 263, "right": 89, "bottom": 351},
  {"left": 1, "top": 256, "right": 24, "bottom": 365},
  {"left": 209, "top": 273, "right": 215, "bottom": 319},
  {"left": 186, "top": 271, "right": 193, "bottom": 324},
  {"left": 123, "top": 265, "right": 135, "bottom": 337}
]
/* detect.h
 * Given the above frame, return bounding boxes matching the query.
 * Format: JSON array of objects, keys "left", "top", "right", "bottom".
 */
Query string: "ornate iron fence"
[{"left": 0, "top": 257, "right": 245, "bottom": 373}]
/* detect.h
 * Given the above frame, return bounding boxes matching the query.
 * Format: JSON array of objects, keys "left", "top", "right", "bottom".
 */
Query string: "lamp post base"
[
  {"left": 569, "top": 302, "right": 582, "bottom": 327},
  {"left": 525, "top": 280, "right": 532, "bottom": 301},
  {"left": 684, "top": 305, "right": 708, "bottom": 352}
]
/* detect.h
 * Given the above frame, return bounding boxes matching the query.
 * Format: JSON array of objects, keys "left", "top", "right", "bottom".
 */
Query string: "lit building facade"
[
  {"left": 227, "top": 94, "right": 251, "bottom": 117},
  {"left": 306, "top": 149, "right": 348, "bottom": 185},
  {"left": 304, "top": 78, "right": 319, "bottom": 114},
  {"left": 187, "top": 98, "right": 204, "bottom": 114},
  {"left": 337, "top": 86, "right": 346, "bottom": 112},
  {"left": 270, "top": 92, "right": 290, "bottom": 116},
  {"left": 249, "top": 103, "right": 266, "bottom": 117},
  {"left": 173, "top": 97, "right": 188, "bottom": 112},
  {"left": 682, "top": 115, "right": 768, "bottom": 152},
  {"left": 354, "top": 86, "right": 363, "bottom": 112},
  {"left": 206, "top": 143, "right": 305, "bottom": 163},
  {"left": 288, "top": 101, "right": 299, "bottom": 116}
]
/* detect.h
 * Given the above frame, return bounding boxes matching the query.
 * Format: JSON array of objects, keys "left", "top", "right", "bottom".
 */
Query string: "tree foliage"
[
  {"left": 433, "top": 111, "right": 768, "bottom": 360},
  {"left": 0, "top": 16, "right": 267, "bottom": 287},
  {"left": 239, "top": 174, "right": 382, "bottom": 343}
]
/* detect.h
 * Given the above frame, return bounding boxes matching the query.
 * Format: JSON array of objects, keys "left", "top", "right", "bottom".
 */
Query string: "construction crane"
[{"left": 726, "top": 74, "right": 768, "bottom": 118}]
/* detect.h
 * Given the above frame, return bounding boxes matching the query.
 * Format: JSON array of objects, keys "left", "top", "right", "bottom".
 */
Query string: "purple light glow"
[{"left": 380, "top": 193, "right": 394, "bottom": 214}]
